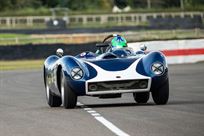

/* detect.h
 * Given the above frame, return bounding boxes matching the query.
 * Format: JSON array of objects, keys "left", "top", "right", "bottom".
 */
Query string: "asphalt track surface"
[{"left": 0, "top": 63, "right": 204, "bottom": 136}]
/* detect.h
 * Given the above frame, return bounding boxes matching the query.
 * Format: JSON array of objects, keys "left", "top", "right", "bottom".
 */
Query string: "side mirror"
[
  {"left": 140, "top": 44, "right": 147, "bottom": 51},
  {"left": 56, "top": 48, "right": 64, "bottom": 57}
]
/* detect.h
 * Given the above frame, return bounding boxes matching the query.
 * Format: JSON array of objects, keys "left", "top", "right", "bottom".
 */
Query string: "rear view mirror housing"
[
  {"left": 140, "top": 44, "right": 147, "bottom": 51},
  {"left": 56, "top": 48, "right": 64, "bottom": 57}
]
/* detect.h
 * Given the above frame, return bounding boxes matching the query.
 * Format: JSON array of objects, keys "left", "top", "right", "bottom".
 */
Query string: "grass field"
[
  {"left": 0, "top": 29, "right": 204, "bottom": 45},
  {"left": 0, "top": 60, "right": 44, "bottom": 70},
  {"left": 0, "top": 33, "right": 29, "bottom": 38}
]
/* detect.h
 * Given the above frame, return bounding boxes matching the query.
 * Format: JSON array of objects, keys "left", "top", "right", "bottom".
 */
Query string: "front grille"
[{"left": 87, "top": 79, "right": 148, "bottom": 92}]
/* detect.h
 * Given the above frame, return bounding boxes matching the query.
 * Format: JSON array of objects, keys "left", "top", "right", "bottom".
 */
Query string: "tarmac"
[{"left": 0, "top": 63, "right": 204, "bottom": 136}]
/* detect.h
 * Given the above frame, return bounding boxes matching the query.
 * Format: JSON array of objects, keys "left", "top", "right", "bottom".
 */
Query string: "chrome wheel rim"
[
  {"left": 46, "top": 84, "right": 50, "bottom": 101},
  {"left": 61, "top": 75, "right": 65, "bottom": 106}
]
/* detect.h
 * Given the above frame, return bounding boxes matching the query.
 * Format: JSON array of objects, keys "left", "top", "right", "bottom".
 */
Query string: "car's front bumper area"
[{"left": 85, "top": 78, "right": 151, "bottom": 95}]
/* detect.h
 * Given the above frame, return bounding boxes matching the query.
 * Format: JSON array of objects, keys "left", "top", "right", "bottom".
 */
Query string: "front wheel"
[
  {"left": 133, "top": 92, "right": 149, "bottom": 103},
  {"left": 152, "top": 79, "right": 169, "bottom": 105},
  {"left": 61, "top": 70, "right": 77, "bottom": 109},
  {"left": 45, "top": 83, "right": 62, "bottom": 107}
]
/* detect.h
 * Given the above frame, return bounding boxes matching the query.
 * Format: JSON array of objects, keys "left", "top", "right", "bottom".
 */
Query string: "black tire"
[
  {"left": 133, "top": 92, "right": 149, "bottom": 103},
  {"left": 45, "top": 82, "right": 62, "bottom": 107},
  {"left": 61, "top": 70, "right": 77, "bottom": 109},
  {"left": 152, "top": 79, "right": 169, "bottom": 105}
]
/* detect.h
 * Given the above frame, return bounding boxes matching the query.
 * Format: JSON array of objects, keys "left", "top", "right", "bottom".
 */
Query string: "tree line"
[{"left": 0, "top": 0, "right": 204, "bottom": 11}]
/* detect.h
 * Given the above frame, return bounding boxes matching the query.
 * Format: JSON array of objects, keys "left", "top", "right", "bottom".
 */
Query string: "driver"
[
  {"left": 111, "top": 35, "right": 127, "bottom": 49},
  {"left": 110, "top": 35, "right": 134, "bottom": 56}
]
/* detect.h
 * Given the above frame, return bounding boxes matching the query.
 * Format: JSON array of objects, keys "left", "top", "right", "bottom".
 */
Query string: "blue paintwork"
[
  {"left": 75, "top": 51, "right": 97, "bottom": 59},
  {"left": 135, "top": 50, "right": 145, "bottom": 55},
  {"left": 112, "top": 49, "right": 129, "bottom": 57},
  {"left": 89, "top": 58, "right": 137, "bottom": 71},
  {"left": 136, "top": 51, "right": 169, "bottom": 91},
  {"left": 44, "top": 48, "right": 169, "bottom": 97},
  {"left": 136, "top": 51, "right": 167, "bottom": 77}
]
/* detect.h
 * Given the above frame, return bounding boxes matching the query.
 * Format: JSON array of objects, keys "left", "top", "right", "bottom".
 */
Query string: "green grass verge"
[
  {"left": 0, "top": 33, "right": 29, "bottom": 38},
  {"left": 0, "top": 29, "right": 204, "bottom": 46},
  {"left": 0, "top": 60, "right": 44, "bottom": 70}
]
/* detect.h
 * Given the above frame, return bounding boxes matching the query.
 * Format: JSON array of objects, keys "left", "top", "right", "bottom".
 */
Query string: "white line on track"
[{"left": 77, "top": 102, "right": 130, "bottom": 136}]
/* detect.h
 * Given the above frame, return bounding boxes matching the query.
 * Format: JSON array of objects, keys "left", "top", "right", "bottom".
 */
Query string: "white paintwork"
[
  {"left": 77, "top": 102, "right": 130, "bottom": 136},
  {"left": 85, "top": 58, "right": 151, "bottom": 95}
]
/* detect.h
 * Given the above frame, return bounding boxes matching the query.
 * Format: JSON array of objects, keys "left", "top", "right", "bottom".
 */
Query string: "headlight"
[
  {"left": 151, "top": 62, "right": 165, "bottom": 75},
  {"left": 71, "top": 67, "right": 83, "bottom": 80}
]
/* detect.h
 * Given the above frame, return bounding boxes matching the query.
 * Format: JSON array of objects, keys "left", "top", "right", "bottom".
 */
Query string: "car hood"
[{"left": 84, "top": 58, "right": 138, "bottom": 71}]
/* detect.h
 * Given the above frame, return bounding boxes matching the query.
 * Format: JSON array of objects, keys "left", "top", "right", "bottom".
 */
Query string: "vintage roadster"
[{"left": 43, "top": 34, "right": 169, "bottom": 109}]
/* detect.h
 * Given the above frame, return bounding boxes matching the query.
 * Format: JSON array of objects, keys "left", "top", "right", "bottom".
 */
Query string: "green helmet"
[{"left": 111, "top": 36, "right": 127, "bottom": 48}]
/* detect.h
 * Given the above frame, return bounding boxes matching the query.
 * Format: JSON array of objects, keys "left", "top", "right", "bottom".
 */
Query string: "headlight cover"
[
  {"left": 71, "top": 67, "right": 83, "bottom": 80},
  {"left": 151, "top": 62, "right": 165, "bottom": 75}
]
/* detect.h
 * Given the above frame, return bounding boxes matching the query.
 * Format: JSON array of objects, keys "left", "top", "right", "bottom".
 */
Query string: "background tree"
[
  {"left": 0, "top": 0, "right": 204, "bottom": 12},
  {"left": 0, "top": 0, "right": 12, "bottom": 11}
]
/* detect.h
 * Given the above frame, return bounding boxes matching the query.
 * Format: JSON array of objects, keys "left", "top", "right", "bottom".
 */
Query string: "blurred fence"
[
  {"left": 0, "top": 12, "right": 203, "bottom": 28},
  {"left": 0, "top": 29, "right": 203, "bottom": 45}
]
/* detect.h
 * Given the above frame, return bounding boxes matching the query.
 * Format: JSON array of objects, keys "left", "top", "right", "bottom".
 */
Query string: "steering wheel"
[{"left": 102, "top": 34, "right": 121, "bottom": 52}]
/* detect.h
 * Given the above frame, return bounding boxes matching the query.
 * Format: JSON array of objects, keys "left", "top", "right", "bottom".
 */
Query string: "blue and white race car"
[{"left": 43, "top": 34, "right": 169, "bottom": 109}]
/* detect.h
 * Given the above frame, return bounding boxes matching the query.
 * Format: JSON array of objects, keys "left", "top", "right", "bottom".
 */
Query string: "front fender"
[
  {"left": 60, "top": 56, "right": 89, "bottom": 96},
  {"left": 44, "top": 55, "right": 59, "bottom": 69},
  {"left": 136, "top": 51, "right": 169, "bottom": 91},
  {"left": 44, "top": 55, "right": 59, "bottom": 86}
]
